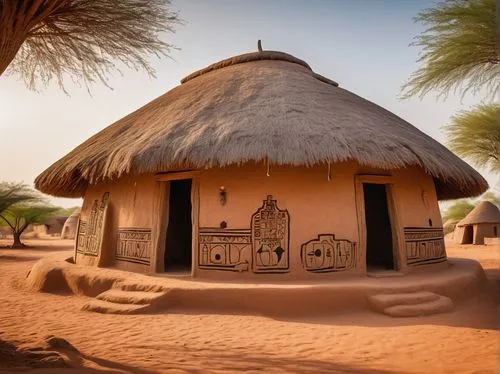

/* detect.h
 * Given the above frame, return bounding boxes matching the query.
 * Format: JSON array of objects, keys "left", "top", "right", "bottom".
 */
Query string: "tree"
[
  {"left": 0, "top": 204, "right": 59, "bottom": 248},
  {"left": 403, "top": 0, "right": 499, "bottom": 177},
  {"left": 445, "top": 104, "right": 500, "bottom": 174},
  {"left": 477, "top": 191, "right": 500, "bottom": 206},
  {"left": 402, "top": 0, "right": 498, "bottom": 99},
  {"left": 0, "top": 182, "right": 33, "bottom": 214},
  {"left": 0, "top": 0, "right": 181, "bottom": 91},
  {"left": 442, "top": 199, "right": 476, "bottom": 222}
]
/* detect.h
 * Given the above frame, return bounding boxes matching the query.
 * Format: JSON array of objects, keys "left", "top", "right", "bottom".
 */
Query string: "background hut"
[
  {"left": 453, "top": 201, "right": 500, "bottom": 245},
  {"left": 29, "top": 216, "right": 67, "bottom": 237},
  {"left": 61, "top": 208, "right": 81, "bottom": 239}
]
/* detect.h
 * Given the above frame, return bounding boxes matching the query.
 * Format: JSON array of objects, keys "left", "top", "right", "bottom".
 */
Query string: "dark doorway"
[
  {"left": 165, "top": 179, "right": 192, "bottom": 272},
  {"left": 462, "top": 225, "right": 473, "bottom": 244},
  {"left": 363, "top": 183, "right": 395, "bottom": 270}
]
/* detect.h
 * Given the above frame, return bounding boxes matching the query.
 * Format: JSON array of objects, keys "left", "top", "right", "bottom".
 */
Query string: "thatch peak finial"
[{"left": 257, "top": 40, "right": 263, "bottom": 52}]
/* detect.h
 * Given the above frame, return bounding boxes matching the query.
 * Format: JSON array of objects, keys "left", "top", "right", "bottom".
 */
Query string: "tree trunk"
[
  {"left": 12, "top": 232, "right": 24, "bottom": 248},
  {"left": 0, "top": 39, "right": 25, "bottom": 76}
]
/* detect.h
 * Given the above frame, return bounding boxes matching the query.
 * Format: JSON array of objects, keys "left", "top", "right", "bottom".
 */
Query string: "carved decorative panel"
[
  {"left": 199, "top": 229, "right": 251, "bottom": 272},
  {"left": 75, "top": 193, "right": 109, "bottom": 257},
  {"left": 251, "top": 195, "right": 290, "bottom": 273},
  {"left": 75, "top": 221, "right": 87, "bottom": 254},
  {"left": 301, "top": 234, "right": 356, "bottom": 273},
  {"left": 116, "top": 228, "right": 152, "bottom": 265},
  {"left": 404, "top": 227, "right": 446, "bottom": 266}
]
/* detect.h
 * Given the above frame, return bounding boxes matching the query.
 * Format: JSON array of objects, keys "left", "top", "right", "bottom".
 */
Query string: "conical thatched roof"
[
  {"left": 35, "top": 49, "right": 488, "bottom": 199},
  {"left": 457, "top": 201, "right": 500, "bottom": 226}
]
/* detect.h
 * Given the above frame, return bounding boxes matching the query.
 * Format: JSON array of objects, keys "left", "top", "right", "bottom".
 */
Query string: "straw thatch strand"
[{"left": 35, "top": 52, "right": 488, "bottom": 199}]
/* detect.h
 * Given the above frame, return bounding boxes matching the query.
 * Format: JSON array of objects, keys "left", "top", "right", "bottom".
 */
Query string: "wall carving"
[
  {"left": 116, "top": 228, "right": 152, "bottom": 265},
  {"left": 76, "top": 221, "right": 87, "bottom": 254},
  {"left": 301, "top": 234, "right": 356, "bottom": 272},
  {"left": 404, "top": 227, "right": 446, "bottom": 266},
  {"left": 251, "top": 195, "right": 290, "bottom": 273},
  {"left": 199, "top": 229, "right": 251, "bottom": 272},
  {"left": 75, "top": 192, "right": 109, "bottom": 257}
]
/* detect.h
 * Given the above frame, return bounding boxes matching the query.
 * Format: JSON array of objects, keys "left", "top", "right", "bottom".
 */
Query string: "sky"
[{"left": 0, "top": 0, "right": 496, "bottom": 208}]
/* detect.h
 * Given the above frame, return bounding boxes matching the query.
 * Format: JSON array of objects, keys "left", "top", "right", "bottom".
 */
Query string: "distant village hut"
[
  {"left": 31, "top": 216, "right": 67, "bottom": 237},
  {"left": 35, "top": 47, "right": 487, "bottom": 280},
  {"left": 61, "top": 208, "right": 81, "bottom": 239},
  {"left": 453, "top": 201, "right": 500, "bottom": 245}
]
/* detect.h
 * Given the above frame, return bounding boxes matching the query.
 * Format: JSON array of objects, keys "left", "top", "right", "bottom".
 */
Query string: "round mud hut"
[
  {"left": 35, "top": 49, "right": 488, "bottom": 280},
  {"left": 61, "top": 208, "right": 81, "bottom": 240},
  {"left": 453, "top": 201, "right": 500, "bottom": 245}
]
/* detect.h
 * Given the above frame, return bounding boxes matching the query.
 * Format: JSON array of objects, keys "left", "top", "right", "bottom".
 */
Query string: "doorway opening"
[
  {"left": 363, "top": 183, "right": 395, "bottom": 271},
  {"left": 164, "top": 179, "right": 192, "bottom": 272},
  {"left": 462, "top": 225, "right": 473, "bottom": 244}
]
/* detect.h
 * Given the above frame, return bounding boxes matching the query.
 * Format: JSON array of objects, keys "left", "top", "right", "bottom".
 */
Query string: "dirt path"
[{"left": 0, "top": 239, "right": 498, "bottom": 373}]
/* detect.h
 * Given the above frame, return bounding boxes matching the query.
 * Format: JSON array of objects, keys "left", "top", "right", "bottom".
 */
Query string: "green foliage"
[
  {"left": 0, "top": 182, "right": 63, "bottom": 246},
  {"left": 402, "top": 0, "right": 499, "bottom": 99},
  {"left": 443, "top": 199, "right": 476, "bottom": 222},
  {"left": 55, "top": 206, "right": 79, "bottom": 217},
  {"left": 0, "top": 204, "right": 59, "bottom": 230},
  {"left": 0, "top": 182, "right": 35, "bottom": 214},
  {"left": 477, "top": 191, "right": 500, "bottom": 206},
  {"left": 0, "top": 203, "right": 59, "bottom": 247},
  {"left": 445, "top": 103, "right": 500, "bottom": 173}
]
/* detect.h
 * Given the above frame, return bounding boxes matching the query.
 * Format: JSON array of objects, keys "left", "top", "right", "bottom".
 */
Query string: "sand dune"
[{"left": 0, "top": 239, "right": 498, "bottom": 373}]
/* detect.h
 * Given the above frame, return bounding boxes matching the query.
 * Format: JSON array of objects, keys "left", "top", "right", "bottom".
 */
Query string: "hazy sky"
[{"left": 0, "top": 0, "right": 495, "bottom": 208}]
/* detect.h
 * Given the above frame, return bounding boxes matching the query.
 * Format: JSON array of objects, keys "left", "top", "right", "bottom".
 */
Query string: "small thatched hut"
[
  {"left": 61, "top": 208, "right": 81, "bottom": 239},
  {"left": 453, "top": 201, "right": 500, "bottom": 245},
  {"left": 30, "top": 216, "right": 67, "bottom": 237},
  {"left": 35, "top": 48, "right": 487, "bottom": 280}
]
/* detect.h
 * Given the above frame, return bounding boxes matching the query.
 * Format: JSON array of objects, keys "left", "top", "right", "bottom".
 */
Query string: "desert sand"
[{"left": 0, "top": 238, "right": 498, "bottom": 373}]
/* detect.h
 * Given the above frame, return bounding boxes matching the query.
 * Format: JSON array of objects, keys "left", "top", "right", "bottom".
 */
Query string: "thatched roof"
[
  {"left": 457, "top": 201, "right": 500, "bottom": 226},
  {"left": 35, "top": 49, "right": 488, "bottom": 200}
]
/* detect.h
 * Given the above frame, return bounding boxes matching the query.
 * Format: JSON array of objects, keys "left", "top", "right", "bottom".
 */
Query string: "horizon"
[{"left": 0, "top": 0, "right": 497, "bottom": 208}]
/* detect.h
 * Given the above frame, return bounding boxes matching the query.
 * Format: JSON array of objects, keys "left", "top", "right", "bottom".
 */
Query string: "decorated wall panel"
[
  {"left": 251, "top": 195, "right": 290, "bottom": 273},
  {"left": 76, "top": 192, "right": 109, "bottom": 257},
  {"left": 301, "top": 234, "right": 356, "bottom": 272},
  {"left": 115, "top": 228, "right": 152, "bottom": 265},
  {"left": 404, "top": 227, "right": 446, "bottom": 266},
  {"left": 198, "top": 195, "right": 290, "bottom": 274},
  {"left": 199, "top": 229, "right": 251, "bottom": 272}
]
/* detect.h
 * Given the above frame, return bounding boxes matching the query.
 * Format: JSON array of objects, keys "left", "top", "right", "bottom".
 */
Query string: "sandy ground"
[{"left": 0, "top": 238, "right": 498, "bottom": 373}]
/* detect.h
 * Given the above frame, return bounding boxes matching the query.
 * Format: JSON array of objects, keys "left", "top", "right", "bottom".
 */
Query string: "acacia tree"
[
  {"left": 446, "top": 104, "right": 500, "bottom": 174},
  {"left": 0, "top": 182, "right": 33, "bottom": 214},
  {"left": 402, "top": 0, "right": 498, "bottom": 99},
  {"left": 0, "top": 0, "right": 181, "bottom": 91},
  {"left": 403, "top": 0, "right": 499, "bottom": 178},
  {"left": 0, "top": 204, "right": 59, "bottom": 247}
]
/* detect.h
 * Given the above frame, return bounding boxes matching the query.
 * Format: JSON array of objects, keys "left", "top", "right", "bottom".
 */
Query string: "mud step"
[
  {"left": 384, "top": 296, "right": 454, "bottom": 318},
  {"left": 82, "top": 299, "right": 152, "bottom": 315},
  {"left": 96, "top": 289, "right": 167, "bottom": 305},
  {"left": 369, "top": 291, "right": 440, "bottom": 311}
]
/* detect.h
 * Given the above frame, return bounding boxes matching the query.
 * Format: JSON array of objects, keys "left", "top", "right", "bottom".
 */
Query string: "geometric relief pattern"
[
  {"left": 198, "top": 195, "right": 290, "bottom": 274},
  {"left": 404, "top": 227, "right": 446, "bottom": 266},
  {"left": 199, "top": 229, "right": 251, "bottom": 272},
  {"left": 75, "top": 221, "right": 87, "bottom": 254},
  {"left": 251, "top": 195, "right": 290, "bottom": 273},
  {"left": 116, "top": 228, "right": 152, "bottom": 265},
  {"left": 75, "top": 192, "right": 110, "bottom": 257},
  {"left": 301, "top": 234, "right": 356, "bottom": 273}
]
